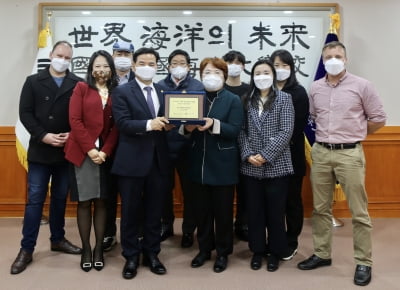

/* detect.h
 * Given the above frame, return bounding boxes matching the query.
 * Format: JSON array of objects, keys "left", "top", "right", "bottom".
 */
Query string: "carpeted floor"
[{"left": 2, "top": 218, "right": 400, "bottom": 290}]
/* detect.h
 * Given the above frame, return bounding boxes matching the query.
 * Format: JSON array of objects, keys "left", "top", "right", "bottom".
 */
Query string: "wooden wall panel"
[
  {"left": 1, "top": 126, "right": 399, "bottom": 218},
  {"left": 302, "top": 126, "right": 400, "bottom": 217},
  {"left": 0, "top": 127, "right": 28, "bottom": 216}
]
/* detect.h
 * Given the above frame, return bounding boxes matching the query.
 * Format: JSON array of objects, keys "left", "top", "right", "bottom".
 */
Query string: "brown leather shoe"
[
  {"left": 10, "top": 249, "right": 32, "bottom": 274},
  {"left": 51, "top": 238, "right": 82, "bottom": 255}
]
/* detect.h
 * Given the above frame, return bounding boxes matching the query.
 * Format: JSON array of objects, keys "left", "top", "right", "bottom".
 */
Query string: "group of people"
[{"left": 11, "top": 39, "right": 386, "bottom": 287}]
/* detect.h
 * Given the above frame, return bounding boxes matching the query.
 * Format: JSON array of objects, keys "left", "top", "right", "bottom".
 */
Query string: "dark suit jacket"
[
  {"left": 19, "top": 67, "right": 82, "bottom": 164},
  {"left": 64, "top": 82, "right": 118, "bottom": 167},
  {"left": 111, "top": 78, "right": 170, "bottom": 177}
]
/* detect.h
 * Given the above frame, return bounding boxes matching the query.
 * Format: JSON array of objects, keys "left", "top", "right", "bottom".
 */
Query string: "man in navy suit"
[{"left": 111, "top": 47, "right": 172, "bottom": 279}]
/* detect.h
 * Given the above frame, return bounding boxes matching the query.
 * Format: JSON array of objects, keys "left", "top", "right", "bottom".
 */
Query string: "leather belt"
[{"left": 317, "top": 142, "right": 360, "bottom": 150}]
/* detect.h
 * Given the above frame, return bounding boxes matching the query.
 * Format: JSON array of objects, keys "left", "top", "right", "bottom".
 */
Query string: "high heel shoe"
[
  {"left": 80, "top": 248, "right": 92, "bottom": 272},
  {"left": 93, "top": 248, "right": 104, "bottom": 271}
]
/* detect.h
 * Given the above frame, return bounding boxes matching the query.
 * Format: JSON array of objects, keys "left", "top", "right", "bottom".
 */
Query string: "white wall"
[{"left": 1, "top": 0, "right": 398, "bottom": 125}]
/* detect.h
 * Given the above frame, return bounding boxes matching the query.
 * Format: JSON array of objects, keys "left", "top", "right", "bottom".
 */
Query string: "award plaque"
[{"left": 164, "top": 91, "right": 206, "bottom": 125}]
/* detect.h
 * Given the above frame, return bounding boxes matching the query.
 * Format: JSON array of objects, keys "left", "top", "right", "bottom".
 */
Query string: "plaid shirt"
[{"left": 238, "top": 90, "right": 294, "bottom": 178}]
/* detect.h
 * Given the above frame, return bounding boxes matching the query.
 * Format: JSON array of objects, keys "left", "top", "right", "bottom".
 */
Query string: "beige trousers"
[{"left": 310, "top": 143, "right": 372, "bottom": 266}]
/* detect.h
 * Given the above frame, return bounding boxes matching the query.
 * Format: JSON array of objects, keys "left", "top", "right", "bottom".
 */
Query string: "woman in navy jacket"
[{"left": 183, "top": 57, "right": 243, "bottom": 273}]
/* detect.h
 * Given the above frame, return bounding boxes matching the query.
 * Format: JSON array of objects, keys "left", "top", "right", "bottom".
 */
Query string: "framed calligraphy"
[{"left": 39, "top": 2, "right": 338, "bottom": 89}]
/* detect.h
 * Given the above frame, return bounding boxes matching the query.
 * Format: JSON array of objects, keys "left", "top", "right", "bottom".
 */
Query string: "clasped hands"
[
  {"left": 88, "top": 149, "right": 107, "bottom": 164},
  {"left": 184, "top": 117, "right": 214, "bottom": 132},
  {"left": 42, "top": 132, "right": 69, "bottom": 147},
  {"left": 247, "top": 154, "right": 267, "bottom": 167}
]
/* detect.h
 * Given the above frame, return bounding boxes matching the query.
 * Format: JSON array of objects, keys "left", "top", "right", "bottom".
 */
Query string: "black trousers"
[
  {"left": 162, "top": 155, "right": 196, "bottom": 234},
  {"left": 191, "top": 182, "right": 234, "bottom": 256},
  {"left": 286, "top": 175, "right": 304, "bottom": 249},
  {"left": 243, "top": 175, "right": 289, "bottom": 256},
  {"left": 234, "top": 174, "right": 247, "bottom": 230},
  {"left": 119, "top": 161, "right": 168, "bottom": 259}
]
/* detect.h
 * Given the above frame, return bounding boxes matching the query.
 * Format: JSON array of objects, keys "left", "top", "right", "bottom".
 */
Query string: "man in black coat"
[{"left": 11, "top": 41, "right": 82, "bottom": 275}]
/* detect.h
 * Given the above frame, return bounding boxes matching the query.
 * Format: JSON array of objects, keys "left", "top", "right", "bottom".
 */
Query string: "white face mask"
[
  {"left": 114, "top": 57, "right": 132, "bottom": 72},
  {"left": 202, "top": 74, "right": 224, "bottom": 91},
  {"left": 275, "top": 68, "right": 291, "bottom": 81},
  {"left": 227, "top": 64, "right": 242, "bottom": 77},
  {"left": 254, "top": 75, "right": 273, "bottom": 90},
  {"left": 51, "top": 57, "right": 70, "bottom": 73},
  {"left": 324, "top": 58, "right": 345, "bottom": 76},
  {"left": 170, "top": 66, "right": 188, "bottom": 80},
  {"left": 135, "top": 66, "right": 156, "bottom": 81}
]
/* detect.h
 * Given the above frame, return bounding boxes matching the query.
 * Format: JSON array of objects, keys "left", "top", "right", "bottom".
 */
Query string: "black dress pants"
[
  {"left": 119, "top": 161, "right": 168, "bottom": 259},
  {"left": 286, "top": 175, "right": 304, "bottom": 249},
  {"left": 191, "top": 182, "right": 234, "bottom": 256},
  {"left": 243, "top": 175, "right": 289, "bottom": 256}
]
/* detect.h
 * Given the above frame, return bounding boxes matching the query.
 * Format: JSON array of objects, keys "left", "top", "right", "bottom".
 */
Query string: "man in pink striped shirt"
[{"left": 297, "top": 41, "right": 386, "bottom": 287}]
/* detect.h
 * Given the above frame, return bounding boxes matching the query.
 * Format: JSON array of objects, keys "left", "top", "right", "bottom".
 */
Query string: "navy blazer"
[{"left": 111, "top": 78, "right": 170, "bottom": 177}]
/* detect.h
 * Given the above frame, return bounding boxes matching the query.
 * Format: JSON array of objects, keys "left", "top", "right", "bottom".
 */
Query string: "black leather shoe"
[
  {"left": 250, "top": 254, "right": 263, "bottom": 270},
  {"left": 213, "top": 256, "right": 228, "bottom": 273},
  {"left": 297, "top": 254, "right": 332, "bottom": 270},
  {"left": 122, "top": 256, "right": 139, "bottom": 279},
  {"left": 191, "top": 252, "right": 211, "bottom": 268},
  {"left": 160, "top": 224, "right": 174, "bottom": 241},
  {"left": 143, "top": 254, "right": 166, "bottom": 275},
  {"left": 267, "top": 254, "right": 279, "bottom": 272},
  {"left": 10, "top": 249, "right": 32, "bottom": 274},
  {"left": 181, "top": 233, "right": 194, "bottom": 248},
  {"left": 354, "top": 265, "right": 372, "bottom": 286},
  {"left": 51, "top": 238, "right": 82, "bottom": 255},
  {"left": 102, "top": 236, "right": 117, "bottom": 252}
]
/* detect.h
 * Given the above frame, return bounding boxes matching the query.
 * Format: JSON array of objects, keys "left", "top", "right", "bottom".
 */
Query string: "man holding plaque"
[
  {"left": 158, "top": 49, "right": 204, "bottom": 247},
  {"left": 111, "top": 47, "right": 172, "bottom": 279}
]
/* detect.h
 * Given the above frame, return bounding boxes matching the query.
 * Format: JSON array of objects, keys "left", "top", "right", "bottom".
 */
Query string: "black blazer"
[
  {"left": 19, "top": 67, "right": 82, "bottom": 164},
  {"left": 111, "top": 78, "right": 170, "bottom": 177}
]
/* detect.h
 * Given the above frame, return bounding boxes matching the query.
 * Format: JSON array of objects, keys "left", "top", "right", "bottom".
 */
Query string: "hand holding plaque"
[{"left": 164, "top": 91, "right": 206, "bottom": 125}]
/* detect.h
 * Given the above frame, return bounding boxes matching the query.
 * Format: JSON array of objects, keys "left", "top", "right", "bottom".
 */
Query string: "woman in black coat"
[{"left": 270, "top": 49, "right": 309, "bottom": 259}]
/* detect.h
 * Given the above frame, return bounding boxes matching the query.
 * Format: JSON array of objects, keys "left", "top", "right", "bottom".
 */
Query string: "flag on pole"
[
  {"left": 15, "top": 22, "right": 53, "bottom": 170},
  {"left": 304, "top": 13, "right": 346, "bottom": 201}
]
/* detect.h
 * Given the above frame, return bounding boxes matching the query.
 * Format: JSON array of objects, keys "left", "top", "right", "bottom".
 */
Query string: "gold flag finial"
[
  {"left": 38, "top": 11, "right": 52, "bottom": 48},
  {"left": 329, "top": 13, "right": 341, "bottom": 34}
]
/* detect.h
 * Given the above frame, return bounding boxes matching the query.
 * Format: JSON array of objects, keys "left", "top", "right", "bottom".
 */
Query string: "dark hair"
[
  {"left": 322, "top": 41, "right": 347, "bottom": 56},
  {"left": 168, "top": 49, "right": 190, "bottom": 65},
  {"left": 133, "top": 47, "right": 160, "bottom": 63},
  {"left": 222, "top": 50, "right": 246, "bottom": 65},
  {"left": 199, "top": 57, "right": 228, "bottom": 80},
  {"left": 86, "top": 50, "right": 119, "bottom": 91},
  {"left": 51, "top": 40, "right": 73, "bottom": 53},
  {"left": 245, "top": 59, "right": 277, "bottom": 111},
  {"left": 269, "top": 49, "right": 299, "bottom": 89}
]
